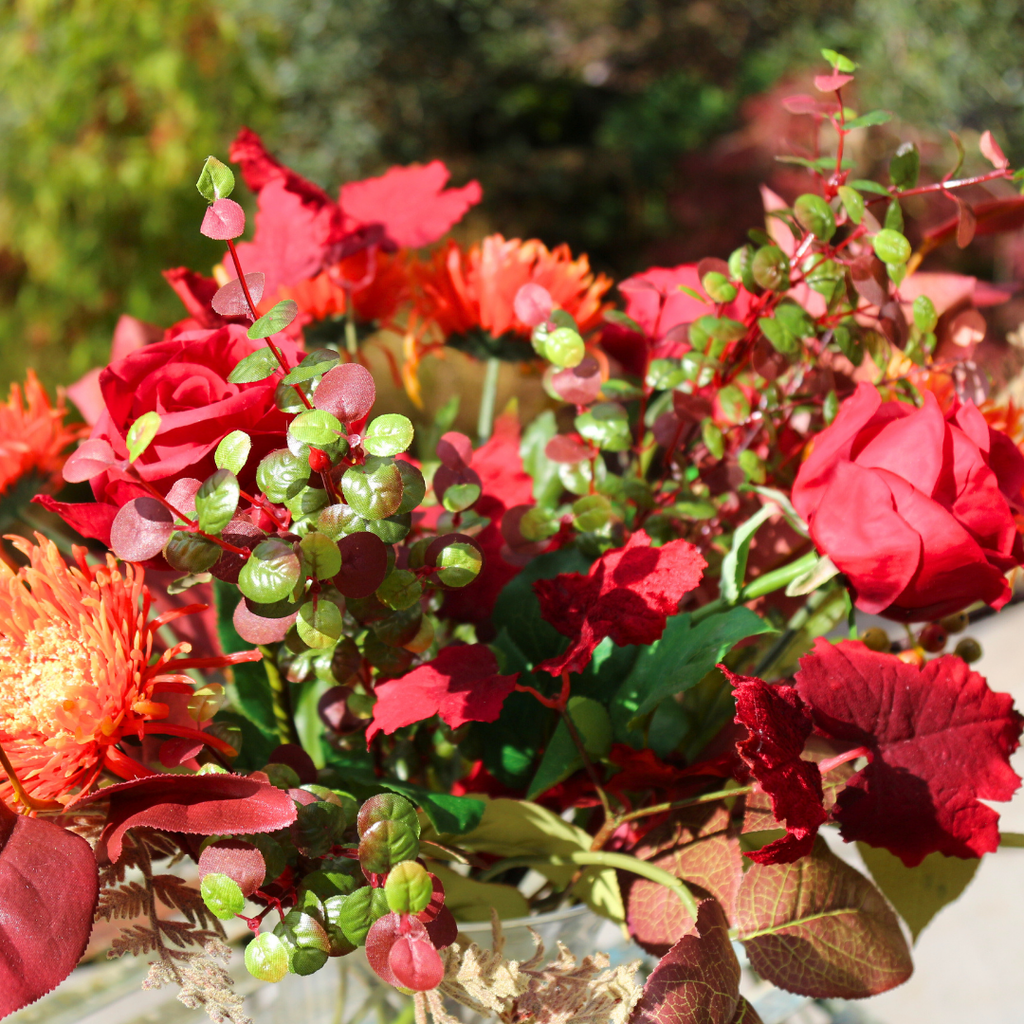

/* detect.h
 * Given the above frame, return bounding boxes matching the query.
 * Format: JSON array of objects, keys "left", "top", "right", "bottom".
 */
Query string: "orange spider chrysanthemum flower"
[
  {"left": 0, "top": 370, "right": 86, "bottom": 498},
  {"left": 0, "top": 535, "right": 260, "bottom": 807}
]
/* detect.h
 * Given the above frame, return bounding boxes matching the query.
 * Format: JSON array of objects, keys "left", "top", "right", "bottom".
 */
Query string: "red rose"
[
  {"left": 792, "top": 383, "right": 1024, "bottom": 621},
  {"left": 39, "top": 324, "right": 300, "bottom": 545}
]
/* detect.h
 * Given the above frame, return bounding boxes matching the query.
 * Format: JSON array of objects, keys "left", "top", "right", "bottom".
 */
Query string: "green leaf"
[
  {"left": 849, "top": 178, "right": 891, "bottom": 196},
  {"left": 716, "top": 384, "right": 749, "bottom": 425},
  {"left": 857, "top": 843, "right": 979, "bottom": 943},
  {"left": 759, "top": 316, "right": 799, "bottom": 355},
  {"left": 228, "top": 347, "right": 279, "bottom": 384},
  {"left": 436, "top": 541, "right": 482, "bottom": 587},
  {"left": 383, "top": 861, "right": 433, "bottom": 915},
  {"left": 520, "top": 410, "right": 563, "bottom": 507},
  {"left": 215, "top": 430, "right": 252, "bottom": 475},
  {"left": 299, "top": 532, "right": 342, "bottom": 580},
  {"left": 821, "top": 48, "right": 857, "bottom": 72},
  {"left": 784, "top": 553, "right": 839, "bottom": 596},
  {"left": 872, "top": 229, "right": 911, "bottom": 265},
  {"left": 126, "top": 410, "right": 160, "bottom": 463},
  {"left": 842, "top": 109, "right": 892, "bottom": 130},
  {"left": 889, "top": 141, "right": 920, "bottom": 191},
  {"left": 701, "top": 271, "right": 737, "bottom": 303},
  {"left": 884, "top": 199, "right": 904, "bottom": 233},
  {"left": 341, "top": 458, "right": 403, "bottom": 520},
  {"left": 364, "top": 413, "right": 414, "bottom": 457},
  {"left": 793, "top": 193, "right": 836, "bottom": 241},
  {"left": 376, "top": 568, "right": 422, "bottom": 610},
  {"left": 575, "top": 402, "right": 632, "bottom": 452},
  {"left": 721, "top": 503, "right": 776, "bottom": 604},
  {"left": 336, "top": 885, "right": 390, "bottom": 946},
  {"left": 395, "top": 460, "right": 426, "bottom": 514},
  {"left": 196, "top": 156, "right": 235, "bottom": 202},
  {"left": 616, "top": 607, "right": 773, "bottom": 722},
  {"left": 441, "top": 482, "right": 481, "bottom": 513},
  {"left": 289, "top": 408, "right": 343, "bottom": 449},
  {"left": 256, "top": 448, "right": 309, "bottom": 503},
  {"left": 165, "top": 531, "right": 222, "bottom": 574},
  {"left": 296, "top": 598, "right": 344, "bottom": 648},
  {"left": 238, "top": 539, "right": 302, "bottom": 603},
  {"left": 248, "top": 300, "right": 299, "bottom": 340},
  {"left": 195, "top": 468, "right": 239, "bottom": 535},
  {"left": 572, "top": 494, "right": 612, "bottom": 533},
  {"left": 736, "top": 838, "right": 913, "bottom": 998},
  {"left": 526, "top": 697, "right": 612, "bottom": 799},
  {"left": 837, "top": 185, "right": 865, "bottom": 224},
  {"left": 676, "top": 284, "right": 707, "bottom": 303},
  {"left": 428, "top": 864, "right": 528, "bottom": 921},
  {"left": 701, "top": 419, "right": 724, "bottom": 459},
  {"left": 603, "top": 309, "right": 644, "bottom": 333},
  {"left": 383, "top": 782, "right": 485, "bottom": 836},
  {"left": 751, "top": 245, "right": 790, "bottom": 291},
  {"left": 913, "top": 295, "right": 938, "bottom": 333},
  {"left": 282, "top": 350, "right": 340, "bottom": 384},
  {"left": 201, "top": 872, "right": 245, "bottom": 919}
]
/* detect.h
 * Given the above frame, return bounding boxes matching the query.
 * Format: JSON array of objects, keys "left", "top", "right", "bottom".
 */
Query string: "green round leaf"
[
  {"left": 572, "top": 494, "right": 611, "bottom": 533},
  {"left": 296, "top": 599, "right": 344, "bottom": 648},
  {"left": 196, "top": 156, "right": 235, "bottom": 202},
  {"left": 245, "top": 932, "right": 290, "bottom": 983},
  {"left": 293, "top": 800, "right": 348, "bottom": 858},
  {"left": 164, "top": 531, "right": 222, "bottom": 574},
  {"left": 282, "top": 349, "right": 341, "bottom": 385},
  {"left": 358, "top": 819, "right": 420, "bottom": 875},
  {"left": 195, "top": 468, "right": 239, "bottom": 535},
  {"left": 238, "top": 539, "right": 302, "bottom": 603},
  {"left": 701, "top": 271, "right": 737, "bottom": 303},
  {"left": 290, "top": 408, "right": 344, "bottom": 450},
  {"left": 248, "top": 300, "right": 299, "bottom": 340},
  {"left": 441, "top": 482, "right": 481, "bottom": 513},
  {"left": 872, "top": 229, "right": 911, "bottom": 265},
  {"left": 520, "top": 507, "right": 560, "bottom": 542},
  {"left": 717, "top": 384, "right": 750, "bottom": 425},
  {"left": 574, "top": 401, "right": 631, "bottom": 452},
  {"left": 837, "top": 185, "right": 865, "bottom": 225},
  {"left": 342, "top": 458, "right": 403, "bottom": 520},
  {"left": 364, "top": 414, "right": 415, "bottom": 457},
  {"left": 889, "top": 141, "right": 920, "bottom": 191},
  {"left": 336, "top": 885, "right": 390, "bottom": 946},
  {"left": 126, "top": 411, "right": 161, "bottom": 464},
  {"left": 228, "top": 347, "right": 280, "bottom": 384},
  {"left": 299, "top": 532, "right": 343, "bottom": 579},
  {"left": 384, "top": 861, "right": 433, "bottom": 915},
  {"left": 545, "top": 327, "right": 585, "bottom": 368},
  {"left": 257, "top": 448, "right": 310, "bottom": 503},
  {"left": 396, "top": 461, "right": 426, "bottom": 514},
  {"left": 793, "top": 193, "right": 836, "bottom": 241},
  {"left": 436, "top": 541, "right": 482, "bottom": 588},
  {"left": 913, "top": 295, "right": 938, "bottom": 333},
  {"left": 215, "top": 430, "right": 252, "bottom": 475},
  {"left": 567, "top": 696, "right": 612, "bottom": 758},
  {"left": 285, "top": 485, "right": 330, "bottom": 520},
  {"left": 738, "top": 448, "right": 766, "bottom": 483},
  {"left": 751, "top": 245, "right": 791, "bottom": 291},
  {"left": 376, "top": 569, "right": 422, "bottom": 610},
  {"left": 357, "top": 793, "right": 421, "bottom": 838},
  {"left": 702, "top": 419, "right": 725, "bottom": 459},
  {"left": 318, "top": 503, "right": 367, "bottom": 540},
  {"left": 200, "top": 872, "right": 245, "bottom": 920},
  {"left": 759, "top": 316, "right": 799, "bottom": 355}
]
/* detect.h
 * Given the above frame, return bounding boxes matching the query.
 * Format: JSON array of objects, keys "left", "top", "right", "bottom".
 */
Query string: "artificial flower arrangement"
[{"left": 4, "top": 50, "right": 1024, "bottom": 1024}]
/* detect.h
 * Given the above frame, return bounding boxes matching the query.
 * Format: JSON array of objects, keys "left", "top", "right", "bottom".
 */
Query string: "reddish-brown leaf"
[
  {"left": 734, "top": 838, "right": 912, "bottom": 998},
  {"left": 535, "top": 531, "right": 706, "bottom": 676},
  {"left": 88, "top": 773, "right": 298, "bottom": 862},
  {"left": 923, "top": 196, "right": 1024, "bottom": 247},
  {"left": 0, "top": 803, "right": 99, "bottom": 1016},
  {"left": 795, "top": 639, "right": 1023, "bottom": 865},
  {"left": 627, "top": 805, "right": 743, "bottom": 956},
  {"left": 980, "top": 130, "right": 1010, "bottom": 169},
  {"left": 630, "top": 899, "right": 742, "bottom": 1024}
]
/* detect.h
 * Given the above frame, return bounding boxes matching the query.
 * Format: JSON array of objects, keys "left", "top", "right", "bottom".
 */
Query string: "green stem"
[
  {"left": 999, "top": 832, "right": 1024, "bottom": 848},
  {"left": 618, "top": 784, "right": 752, "bottom": 824},
  {"left": 691, "top": 549, "right": 821, "bottom": 625},
  {"left": 259, "top": 645, "right": 300, "bottom": 746},
  {"left": 477, "top": 357, "right": 501, "bottom": 443},
  {"left": 478, "top": 850, "right": 699, "bottom": 921},
  {"left": 345, "top": 306, "right": 358, "bottom": 358}
]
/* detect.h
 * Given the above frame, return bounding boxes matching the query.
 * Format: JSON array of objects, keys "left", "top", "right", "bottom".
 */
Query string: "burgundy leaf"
[
  {"left": 630, "top": 899, "right": 741, "bottom": 1024},
  {"left": 794, "top": 639, "right": 1023, "bottom": 865},
  {"left": 513, "top": 283, "right": 554, "bottom": 327},
  {"left": 389, "top": 931, "right": 445, "bottom": 990},
  {"left": 814, "top": 72, "right": 854, "bottom": 92},
  {"left": 436, "top": 431, "right": 473, "bottom": 470},
  {"left": 313, "top": 363, "right": 376, "bottom": 426},
  {"left": 535, "top": 531, "right": 706, "bottom": 676},
  {"left": 334, "top": 531, "right": 389, "bottom": 598},
  {"left": 366, "top": 644, "right": 518, "bottom": 742},
  {"left": 110, "top": 497, "right": 174, "bottom": 561},
  {"left": 267, "top": 743, "right": 318, "bottom": 785},
  {"left": 980, "top": 130, "right": 1010, "bottom": 169},
  {"left": 848, "top": 253, "right": 889, "bottom": 309},
  {"left": 423, "top": 905, "right": 458, "bottom": 949},
  {"left": 923, "top": 195, "right": 1024, "bottom": 247},
  {"left": 734, "top": 838, "right": 912, "bottom": 998},
  {"left": 87, "top": 773, "right": 298, "bottom": 862},
  {"left": 62, "top": 438, "right": 118, "bottom": 483},
  {"left": 233, "top": 598, "right": 298, "bottom": 644},
  {"left": 0, "top": 803, "right": 98, "bottom": 1016},
  {"left": 211, "top": 273, "right": 266, "bottom": 317},
  {"left": 198, "top": 839, "right": 265, "bottom": 896},
  {"left": 549, "top": 356, "right": 602, "bottom": 405},
  {"left": 200, "top": 198, "right": 246, "bottom": 240},
  {"left": 955, "top": 197, "right": 977, "bottom": 248},
  {"left": 545, "top": 433, "right": 593, "bottom": 464},
  {"left": 726, "top": 667, "right": 826, "bottom": 865}
]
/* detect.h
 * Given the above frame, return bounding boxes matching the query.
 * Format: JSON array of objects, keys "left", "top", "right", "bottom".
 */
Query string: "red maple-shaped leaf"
[
  {"left": 630, "top": 899, "right": 756, "bottom": 1024},
  {"left": 366, "top": 644, "right": 519, "bottom": 742},
  {"left": 85, "top": 773, "right": 298, "bottom": 862},
  {"left": 340, "top": 162, "right": 482, "bottom": 250},
  {"left": 795, "top": 638, "right": 1023, "bottom": 866},
  {"left": 534, "top": 531, "right": 706, "bottom": 676},
  {"left": 0, "top": 802, "right": 99, "bottom": 1016},
  {"left": 725, "top": 667, "right": 827, "bottom": 865}
]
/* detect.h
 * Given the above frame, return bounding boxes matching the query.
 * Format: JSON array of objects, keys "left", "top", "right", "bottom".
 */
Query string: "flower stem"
[
  {"left": 259, "top": 645, "right": 300, "bottom": 745},
  {"left": 477, "top": 357, "right": 501, "bottom": 443}
]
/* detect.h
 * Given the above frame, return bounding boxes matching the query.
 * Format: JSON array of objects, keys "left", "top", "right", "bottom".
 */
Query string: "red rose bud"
[
  {"left": 309, "top": 447, "right": 332, "bottom": 472},
  {"left": 792, "top": 383, "right": 1024, "bottom": 621}
]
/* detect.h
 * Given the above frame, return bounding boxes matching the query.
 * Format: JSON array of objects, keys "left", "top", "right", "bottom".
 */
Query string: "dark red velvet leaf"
[
  {"left": 313, "top": 363, "right": 376, "bottom": 426},
  {"left": 198, "top": 839, "right": 266, "bottom": 896},
  {"left": 0, "top": 803, "right": 99, "bottom": 1016},
  {"left": 334, "top": 531, "right": 389, "bottom": 598},
  {"left": 794, "top": 638, "right": 1023, "bottom": 866},
  {"left": 233, "top": 598, "right": 298, "bottom": 644},
  {"left": 627, "top": 805, "right": 743, "bottom": 956},
  {"left": 267, "top": 743, "right": 318, "bottom": 785},
  {"left": 389, "top": 931, "right": 445, "bottom": 990},
  {"left": 725, "top": 667, "right": 827, "bottom": 865},
  {"left": 212, "top": 273, "right": 266, "bottom": 317},
  {"left": 436, "top": 431, "right": 473, "bottom": 470},
  {"left": 549, "top": 357, "right": 602, "bottom": 405},
  {"left": 87, "top": 773, "right": 298, "bottom": 862},
  {"left": 629, "top": 899, "right": 741, "bottom": 1024},
  {"left": 366, "top": 644, "right": 518, "bottom": 742},
  {"left": 535, "top": 531, "right": 706, "bottom": 676},
  {"left": 545, "top": 433, "right": 593, "bottom": 464},
  {"left": 734, "top": 837, "right": 912, "bottom": 998},
  {"left": 423, "top": 905, "right": 458, "bottom": 950},
  {"left": 62, "top": 438, "right": 118, "bottom": 483},
  {"left": 200, "top": 198, "right": 246, "bottom": 240},
  {"left": 110, "top": 496, "right": 175, "bottom": 561}
]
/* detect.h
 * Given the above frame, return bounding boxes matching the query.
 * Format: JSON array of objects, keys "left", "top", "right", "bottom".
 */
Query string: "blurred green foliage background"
[{"left": 3, "top": 0, "right": 1024, "bottom": 392}]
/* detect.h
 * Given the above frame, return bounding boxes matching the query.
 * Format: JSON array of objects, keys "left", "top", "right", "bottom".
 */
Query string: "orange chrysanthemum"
[
  {"left": 0, "top": 535, "right": 259, "bottom": 807},
  {"left": 0, "top": 370, "right": 86, "bottom": 498}
]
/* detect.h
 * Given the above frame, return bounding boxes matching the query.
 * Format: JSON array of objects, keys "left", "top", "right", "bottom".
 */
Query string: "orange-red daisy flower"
[
  {"left": 0, "top": 370, "right": 86, "bottom": 498},
  {"left": 0, "top": 535, "right": 260, "bottom": 807}
]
